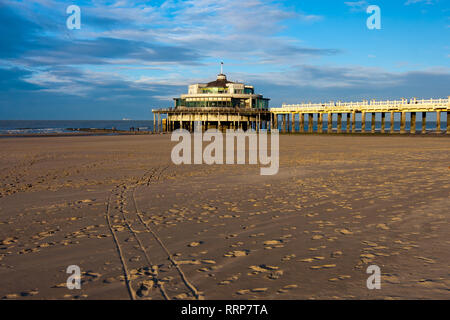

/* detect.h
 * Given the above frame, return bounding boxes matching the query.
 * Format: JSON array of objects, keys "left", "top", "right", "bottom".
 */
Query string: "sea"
[
  {"left": 0, "top": 120, "right": 444, "bottom": 135},
  {"left": 0, "top": 120, "right": 155, "bottom": 135}
]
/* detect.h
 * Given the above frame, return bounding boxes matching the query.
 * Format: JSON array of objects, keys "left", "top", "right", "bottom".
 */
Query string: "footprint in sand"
[
  {"left": 331, "top": 250, "right": 343, "bottom": 258},
  {"left": 310, "top": 264, "right": 336, "bottom": 269},
  {"left": 251, "top": 288, "right": 268, "bottom": 293},
  {"left": 224, "top": 250, "right": 249, "bottom": 257},
  {"left": 337, "top": 228, "right": 353, "bottom": 235},
  {"left": 188, "top": 241, "right": 203, "bottom": 247},
  {"left": 236, "top": 289, "right": 250, "bottom": 295},
  {"left": 20, "top": 289, "right": 39, "bottom": 297}
]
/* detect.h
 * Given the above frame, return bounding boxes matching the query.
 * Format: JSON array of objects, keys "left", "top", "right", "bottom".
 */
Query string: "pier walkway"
[{"left": 271, "top": 97, "right": 450, "bottom": 134}]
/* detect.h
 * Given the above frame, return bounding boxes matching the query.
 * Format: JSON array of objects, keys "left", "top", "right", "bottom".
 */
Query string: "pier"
[
  {"left": 153, "top": 97, "right": 450, "bottom": 134},
  {"left": 271, "top": 98, "right": 450, "bottom": 134}
]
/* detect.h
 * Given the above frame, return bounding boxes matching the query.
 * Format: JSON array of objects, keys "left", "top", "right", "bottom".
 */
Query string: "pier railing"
[{"left": 273, "top": 97, "right": 449, "bottom": 113}]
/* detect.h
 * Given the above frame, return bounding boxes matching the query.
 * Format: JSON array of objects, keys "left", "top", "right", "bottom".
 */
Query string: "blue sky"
[{"left": 0, "top": 0, "right": 449, "bottom": 120}]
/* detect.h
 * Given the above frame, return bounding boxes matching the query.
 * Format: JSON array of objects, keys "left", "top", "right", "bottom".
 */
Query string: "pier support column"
[
  {"left": 318, "top": 113, "right": 323, "bottom": 133},
  {"left": 352, "top": 112, "right": 356, "bottom": 133},
  {"left": 390, "top": 111, "right": 395, "bottom": 133},
  {"left": 327, "top": 113, "right": 332, "bottom": 133},
  {"left": 153, "top": 113, "right": 156, "bottom": 133},
  {"left": 337, "top": 113, "right": 342, "bottom": 133},
  {"left": 285, "top": 114, "right": 289, "bottom": 133},
  {"left": 371, "top": 113, "right": 376, "bottom": 133},
  {"left": 381, "top": 113, "right": 385, "bottom": 133},
  {"left": 447, "top": 112, "right": 450, "bottom": 134},
  {"left": 400, "top": 112, "right": 406, "bottom": 134},
  {"left": 285, "top": 114, "right": 288, "bottom": 133},
  {"left": 300, "top": 113, "right": 304, "bottom": 133},
  {"left": 308, "top": 114, "right": 313, "bottom": 133},
  {"left": 422, "top": 112, "right": 426, "bottom": 134},
  {"left": 436, "top": 111, "right": 441, "bottom": 133},
  {"left": 258, "top": 113, "right": 261, "bottom": 132},
  {"left": 292, "top": 113, "right": 295, "bottom": 133},
  {"left": 282, "top": 114, "right": 286, "bottom": 133},
  {"left": 361, "top": 112, "right": 366, "bottom": 133},
  {"left": 157, "top": 113, "right": 160, "bottom": 133},
  {"left": 410, "top": 112, "right": 416, "bottom": 134},
  {"left": 346, "top": 113, "right": 351, "bottom": 133}
]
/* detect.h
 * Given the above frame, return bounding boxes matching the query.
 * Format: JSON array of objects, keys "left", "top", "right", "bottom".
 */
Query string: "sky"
[{"left": 0, "top": 0, "right": 449, "bottom": 120}]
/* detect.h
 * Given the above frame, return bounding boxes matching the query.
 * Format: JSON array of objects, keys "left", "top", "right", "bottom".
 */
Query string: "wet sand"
[{"left": 0, "top": 134, "right": 449, "bottom": 300}]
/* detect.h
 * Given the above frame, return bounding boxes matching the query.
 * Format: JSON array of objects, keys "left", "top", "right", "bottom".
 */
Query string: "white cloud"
[
  {"left": 404, "top": 0, "right": 435, "bottom": 5},
  {"left": 344, "top": 1, "right": 369, "bottom": 12}
]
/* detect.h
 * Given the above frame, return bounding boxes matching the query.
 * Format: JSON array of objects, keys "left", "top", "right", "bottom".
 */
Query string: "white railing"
[
  {"left": 369, "top": 99, "right": 407, "bottom": 106},
  {"left": 277, "top": 97, "right": 449, "bottom": 111}
]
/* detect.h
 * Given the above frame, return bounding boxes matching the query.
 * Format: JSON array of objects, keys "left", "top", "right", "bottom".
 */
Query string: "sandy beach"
[{"left": 0, "top": 134, "right": 449, "bottom": 300}]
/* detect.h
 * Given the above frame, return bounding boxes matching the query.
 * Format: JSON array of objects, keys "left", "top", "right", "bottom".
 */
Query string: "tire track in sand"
[
  {"left": 106, "top": 166, "right": 202, "bottom": 300},
  {"left": 134, "top": 166, "right": 202, "bottom": 300}
]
